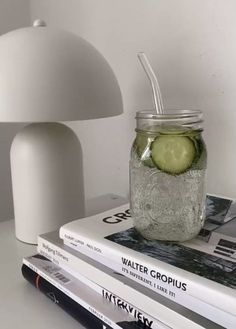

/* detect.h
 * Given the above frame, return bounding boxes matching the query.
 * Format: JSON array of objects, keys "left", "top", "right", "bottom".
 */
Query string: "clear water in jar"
[{"left": 130, "top": 128, "right": 207, "bottom": 242}]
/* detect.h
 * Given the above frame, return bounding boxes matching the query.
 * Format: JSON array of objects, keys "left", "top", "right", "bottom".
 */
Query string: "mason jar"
[{"left": 129, "top": 110, "right": 207, "bottom": 242}]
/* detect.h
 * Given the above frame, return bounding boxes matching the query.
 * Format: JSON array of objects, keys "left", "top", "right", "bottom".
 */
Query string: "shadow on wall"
[
  {"left": 0, "top": 0, "right": 31, "bottom": 221},
  {"left": 0, "top": 123, "right": 25, "bottom": 221}
]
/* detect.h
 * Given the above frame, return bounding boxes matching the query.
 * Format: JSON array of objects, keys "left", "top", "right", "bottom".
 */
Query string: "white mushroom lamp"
[{"left": 0, "top": 20, "right": 123, "bottom": 244}]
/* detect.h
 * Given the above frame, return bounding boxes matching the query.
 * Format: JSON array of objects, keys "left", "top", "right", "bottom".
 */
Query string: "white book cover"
[
  {"left": 23, "top": 254, "right": 167, "bottom": 329},
  {"left": 59, "top": 195, "right": 236, "bottom": 327},
  {"left": 38, "top": 231, "right": 224, "bottom": 329}
]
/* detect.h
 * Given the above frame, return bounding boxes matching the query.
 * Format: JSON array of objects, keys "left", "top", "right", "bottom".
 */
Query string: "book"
[
  {"left": 23, "top": 254, "right": 156, "bottom": 329},
  {"left": 37, "top": 231, "right": 223, "bottom": 329},
  {"left": 22, "top": 260, "right": 111, "bottom": 329},
  {"left": 59, "top": 195, "right": 236, "bottom": 328},
  {"left": 22, "top": 254, "right": 166, "bottom": 329}
]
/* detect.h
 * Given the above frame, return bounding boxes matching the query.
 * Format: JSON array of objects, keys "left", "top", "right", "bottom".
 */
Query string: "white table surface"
[{"left": 0, "top": 194, "right": 127, "bottom": 329}]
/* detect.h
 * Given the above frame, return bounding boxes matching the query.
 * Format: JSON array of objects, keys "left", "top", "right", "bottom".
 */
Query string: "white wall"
[
  {"left": 0, "top": 0, "right": 30, "bottom": 221},
  {"left": 30, "top": 0, "right": 236, "bottom": 200},
  {"left": 1, "top": 0, "right": 236, "bottom": 221}
]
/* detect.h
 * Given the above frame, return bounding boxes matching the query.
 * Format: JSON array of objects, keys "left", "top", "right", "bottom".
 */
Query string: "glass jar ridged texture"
[{"left": 129, "top": 110, "right": 207, "bottom": 242}]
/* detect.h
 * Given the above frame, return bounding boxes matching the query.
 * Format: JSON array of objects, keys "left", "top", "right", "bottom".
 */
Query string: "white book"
[
  {"left": 37, "top": 231, "right": 223, "bottom": 329},
  {"left": 59, "top": 195, "right": 236, "bottom": 328},
  {"left": 23, "top": 254, "right": 166, "bottom": 329}
]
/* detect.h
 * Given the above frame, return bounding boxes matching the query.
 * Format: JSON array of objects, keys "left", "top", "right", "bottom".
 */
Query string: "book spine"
[
  {"left": 37, "top": 235, "right": 224, "bottom": 329},
  {"left": 62, "top": 236, "right": 236, "bottom": 329},
  {"left": 21, "top": 263, "right": 113, "bottom": 329}
]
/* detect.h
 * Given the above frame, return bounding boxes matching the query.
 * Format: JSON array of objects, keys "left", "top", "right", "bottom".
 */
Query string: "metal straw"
[{"left": 138, "top": 52, "right": 164, "bottom": 114}]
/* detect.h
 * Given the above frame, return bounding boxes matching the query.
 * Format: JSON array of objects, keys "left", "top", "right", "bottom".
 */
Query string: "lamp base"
[{"left": 10, "top": 122, "right": 85, "bottom": 244}]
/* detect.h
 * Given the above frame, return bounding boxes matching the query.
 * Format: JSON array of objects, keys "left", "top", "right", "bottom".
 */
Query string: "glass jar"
[{"left": 129, "top": 110, "right": 207, "bottom": 242}]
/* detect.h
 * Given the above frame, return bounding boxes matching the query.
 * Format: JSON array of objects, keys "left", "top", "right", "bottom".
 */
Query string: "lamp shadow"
[{"left": 0, "top": 123, "right": 25, "bottom": 221}]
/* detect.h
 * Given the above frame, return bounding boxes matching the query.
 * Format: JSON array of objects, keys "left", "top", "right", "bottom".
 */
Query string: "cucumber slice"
[
  {"left": 136, "top": 134, "right": 148, "bottom": 156},
  {"left": 135, "top": 134, "right": 155, "bottom": 167},
  {"left": 159, "top": 126, "right": 189, "bottom": 135},
  {"left": 151, "top": 135, "right": 195, "bottom": 174}
]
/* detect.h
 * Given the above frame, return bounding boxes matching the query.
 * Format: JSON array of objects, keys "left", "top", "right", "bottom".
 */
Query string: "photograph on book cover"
[
  {"left": 199, "top": 195, "right": 236, "bottom": 242},
  {"left": 106, "top": 229, "right": 236, "bottom": 289},
  {"left": 206, "top": 195, "right": 234, "bottom": 223}
]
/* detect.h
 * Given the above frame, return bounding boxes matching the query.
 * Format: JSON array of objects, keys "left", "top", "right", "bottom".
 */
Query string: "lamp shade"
[{"left": 0, "top": 21, "right": 123, "bottom": 122}]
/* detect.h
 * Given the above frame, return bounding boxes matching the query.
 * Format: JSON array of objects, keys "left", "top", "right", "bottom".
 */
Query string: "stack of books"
[{"left": 22, "top": 194, "right": 236, "bottom": 328}]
